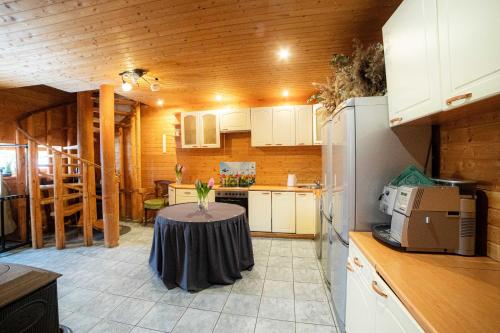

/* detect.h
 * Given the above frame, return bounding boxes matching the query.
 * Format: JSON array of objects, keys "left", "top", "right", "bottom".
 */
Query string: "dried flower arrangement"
[{"left": 308, "top": 40, "right": 387, "bottom": 118}]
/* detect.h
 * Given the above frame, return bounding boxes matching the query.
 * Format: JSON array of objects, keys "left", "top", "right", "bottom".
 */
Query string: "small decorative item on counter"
[
  {"left": 175, "top": 163, "right": 184, "bottom": 184},
  {"left": 195, "top": 177, "right": 214, "bottom": 211}
]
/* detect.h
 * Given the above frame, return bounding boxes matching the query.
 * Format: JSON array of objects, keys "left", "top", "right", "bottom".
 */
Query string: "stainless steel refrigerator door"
[
  {"left": 315, "top": 194, "right": 322, "bottom": 258},
  {"left": 331, "top": 107, "right": 356, "bottom": 243},
  {"left": 330, "top": 227, "right": 349, "bottom": 333}
]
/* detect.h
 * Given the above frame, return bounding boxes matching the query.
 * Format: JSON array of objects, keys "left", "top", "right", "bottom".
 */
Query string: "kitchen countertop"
[
  {"left": 350, "top": 232, "right": 500, "bottom": 333},
  {"left": 169, "top": 183, "right": 320, "bottom": 193}
]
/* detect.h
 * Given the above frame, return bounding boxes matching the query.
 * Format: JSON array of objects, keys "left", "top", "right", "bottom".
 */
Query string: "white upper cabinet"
[
  {"left": 251, "top": 107, "right": 274, "bottom": 147},
  {"left": 312, "top": 104, "right": 324, "bottom": 145},
  {"left": 181, "top": 112, "right": 200, "bottom": 148},
  {"left": 199, "top": 110, "right": 220, "bottom": 148},
  {"left": 295, "top": 105, "right": 313, "bottom": 146},
  {"left": 272, "top": 106, "right": 295, "bottom": 146},
  {"left": 438, "top": 0, "right": 500, "bottom": 110},
  {"left": 383, "top": 0, "right": 441, "bottom": 126},
  {"left": 220, "top": 108, "right": 251, "bottom": 132},
  {"left": 181, "top": 111, "right": 220, "bottom": 148}
]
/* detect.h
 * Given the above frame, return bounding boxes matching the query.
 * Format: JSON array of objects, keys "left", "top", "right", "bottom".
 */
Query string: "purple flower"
[{"left": 208, "top": 177, "right": 215, "bottom": 188}]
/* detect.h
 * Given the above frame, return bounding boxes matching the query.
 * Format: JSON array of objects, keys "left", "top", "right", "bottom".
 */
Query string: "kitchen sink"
[{"left": 296, "top": 183, "right": 322, "bottom": 189}]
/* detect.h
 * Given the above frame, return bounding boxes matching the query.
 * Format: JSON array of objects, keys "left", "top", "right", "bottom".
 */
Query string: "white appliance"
[
  {"left": 287, "top": 174, "right": 297, "bottom": 187},
  {"left": 322, "top": 97, "right": 430, "bottom": 332}
]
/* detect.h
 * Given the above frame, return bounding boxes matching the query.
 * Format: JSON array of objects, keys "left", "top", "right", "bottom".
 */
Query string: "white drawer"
[{"left": 349, "top": 239, "right": 376, "bottom": 284}]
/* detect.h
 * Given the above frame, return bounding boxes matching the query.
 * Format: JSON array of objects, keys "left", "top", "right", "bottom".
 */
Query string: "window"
[{"left": 0, "top": 145, "right": 17, "bottom": 175}]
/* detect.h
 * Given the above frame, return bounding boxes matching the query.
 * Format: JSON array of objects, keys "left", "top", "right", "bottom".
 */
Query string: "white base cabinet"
[
  {"left": 176, "top": 189, "right": 215, "bottom": 204},
  {"left": 271, "top": 192, "right": 295, "bottom": 233},
  {"left": 168, "top": 187, "right": 176, "bottom": 205},
  {"left": 346, "top": 239, "right": 423, "bottom": 333},
  {"left": 295, "top": 192, "right": 315, "bottom": 234},
  {"left": 248, "top": 191, "right": 272, "bottom": 232}
]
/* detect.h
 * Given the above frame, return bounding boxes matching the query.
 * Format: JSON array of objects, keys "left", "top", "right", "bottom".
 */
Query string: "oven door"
[{"left": 215, "top": 197, "right": 248, "bottom": 216}]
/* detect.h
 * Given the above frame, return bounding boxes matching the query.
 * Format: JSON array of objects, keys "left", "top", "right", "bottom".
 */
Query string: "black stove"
[{"left": 215, "top": 190, "right": 248, "bottom": 216}]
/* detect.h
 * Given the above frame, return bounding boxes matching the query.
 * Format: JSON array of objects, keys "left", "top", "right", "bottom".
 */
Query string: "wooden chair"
[{"left": 143, "top": 180, "right": 173, "bottom": 224}]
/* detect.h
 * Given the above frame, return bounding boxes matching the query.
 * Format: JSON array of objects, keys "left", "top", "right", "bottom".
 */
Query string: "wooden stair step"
[
  {"left": 62, "top": 145, "right": 78, "bottom": 150},
  {"left": 50, "top": 203, "right": 83, "bottom": 217},
  {"left": 40, "top": 183, "right": 84, "bottom": 191},
  {"left": 62, "top": 163, "right": 80, "bottom": 167},
  {"left": 94, "top": 219, "right": 104, "bottom": 231},
  {"left": 40, "top": 193, "right": 83, "bottom": 205}
]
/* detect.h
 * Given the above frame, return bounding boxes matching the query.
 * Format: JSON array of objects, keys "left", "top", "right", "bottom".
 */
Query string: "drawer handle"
[
  {"left": 261, "top": 192, "right": 270, "bottom": 195},
  {"left": 389, "top": 117, "right": 403, "bottom": 124},
  {"left": 274, "top": 192, "right": 282, "bottom": 195},
  {"left": 346, "top": 262, "right": 354, "bottom": 272},
  {"left": 353, "top": 257, "right": 363, "bottom": 268},
  {"left": 265, "top": 144, "right": 272, "bottom": 146},
  {"left": 275, "top": 144, "right": 283, "bottom": 146},
  {"left": 222, "top": 128, "right": 229, "bottom": 131},
  {"left": 446, "top": 92, "right": 472, "bottom": 105},
  {"left": 297, "top": 193, "right": 306, "bottom": 196},
  {"left": 184, "top": 192, "right": 191, "bottom": 195},
  {"left": 371, "top": 281, "right": 387, "bottom": 298}
]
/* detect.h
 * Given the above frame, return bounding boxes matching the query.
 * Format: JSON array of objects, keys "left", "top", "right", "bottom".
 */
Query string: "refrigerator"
[{"left": 321, "top": 96, "right": 430, "bottom": 332}]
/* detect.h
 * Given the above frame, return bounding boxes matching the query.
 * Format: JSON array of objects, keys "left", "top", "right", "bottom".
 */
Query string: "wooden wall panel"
[
  {"left": 440, "top": 109, "right": 500, "bottom": 261},
  {"left": 141, "top": 105, "right": 321, "bottom": 189}
]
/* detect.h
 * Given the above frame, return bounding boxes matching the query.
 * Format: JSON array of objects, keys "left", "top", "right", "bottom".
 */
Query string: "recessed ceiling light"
[
  {"left": 282, "top": 89, "right": 289, "bottom": 97},
  {"left": 278, "top": 47, "right": 290, "bottom": 60},
  {"left": 157, "top": 99, "right": 164, "bottom": 106},
  {"left": 215, "top": 94, "right": 223, "bottom": 102}
]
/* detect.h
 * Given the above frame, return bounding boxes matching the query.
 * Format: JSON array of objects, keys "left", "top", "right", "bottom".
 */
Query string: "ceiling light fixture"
[
  {"left": 282, "top": 89, "right": 289, "bottom": 97},
  {"left": 215, "top": 94, "right": 223, "bottom": 102},
  {"left": 157, "top": 99, "right": 164, "bottom": 106},
  {"left": 278, "top": 47, "right": 290, "bottom": 60},
  {"left": 119, "top": 69, "right": 160, "bottom": 92}
]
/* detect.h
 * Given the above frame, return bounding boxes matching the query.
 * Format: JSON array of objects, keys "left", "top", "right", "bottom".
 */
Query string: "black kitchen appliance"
[{"left": 215, "top": 190, "right": 248, "bottom": 217}]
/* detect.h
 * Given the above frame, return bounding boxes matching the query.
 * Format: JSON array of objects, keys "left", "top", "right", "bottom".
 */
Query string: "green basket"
[{"left": 390, "top": 165, "right": 434, "bottom": 187}]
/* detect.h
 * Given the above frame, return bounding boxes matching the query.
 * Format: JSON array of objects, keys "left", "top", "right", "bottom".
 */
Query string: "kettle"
[{"left": 287, "top": 174, "right": 297, "bottom": 187}]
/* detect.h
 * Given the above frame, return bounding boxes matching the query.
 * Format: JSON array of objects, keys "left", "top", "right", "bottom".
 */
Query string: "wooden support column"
[
  {"left": 124, "top": 111, "right": 139, "bottom": 221},
  {"left": 77, "top": 91, "right": 96, "bottom": 246},
  {"left": 99, "top": 85, "right": 119, "bottom": 247},
  {"left": 117, "top": 128, "right": 126, "bottom": 219},
  {"left": 134, "top": 104, "right": 143, "bottom": 216},
  {"left": 15, "top": 129, "right": 27, "bottom": 241},
  {"left": 27, "top": 140, "right": 42, "bottom": 248},
  {"left": 53, "top": 153, "right": 65, "bottom": 249}
]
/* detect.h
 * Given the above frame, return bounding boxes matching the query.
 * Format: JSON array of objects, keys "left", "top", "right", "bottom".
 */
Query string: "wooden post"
[
  {"left": 99, "top": 85, "right": 119, "bottom": 247},
  {"left": 53, "top": 153, "right": 65, "bottom": 249},
  {"left": 77, "top": 91, "right": 96, "bottom": 246},
  {"left": 15, "top": 129, "right": 27, "bottom": 241},
  {"left": 117, "top": 128, "right": 126, "bottom": 219},
  {"left": 124, "top": 112, "right": 139, "bottom": 220},
  {"left": 134, "top": 104, "right": 143, "bottom": 217},
  {"left": 27, "top": 140, "right": 42, "bottom": 248}
]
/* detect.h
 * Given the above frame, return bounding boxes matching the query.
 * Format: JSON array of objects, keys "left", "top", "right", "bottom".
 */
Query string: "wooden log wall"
[
  {"left": 140, "top": 105, "right": 322, "bottom": 190},
  {"left": 440, "top": 109, "right": 500, "bottom": 261}
]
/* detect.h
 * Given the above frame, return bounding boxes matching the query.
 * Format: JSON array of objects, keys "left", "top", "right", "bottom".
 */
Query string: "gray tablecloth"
[{"left": 149, "top": 202, "right": 254, "bottom": 291}]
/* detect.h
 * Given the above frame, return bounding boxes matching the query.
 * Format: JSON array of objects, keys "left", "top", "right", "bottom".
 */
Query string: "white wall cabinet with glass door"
[
  {"left": 295, "top": 105, "right": 312, "bottom": 146},
  {"left": 180, "top": 111, "right": 220, "bottom": 148}
]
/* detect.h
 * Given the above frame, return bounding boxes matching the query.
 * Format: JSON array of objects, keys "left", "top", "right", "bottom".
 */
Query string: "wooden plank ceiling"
[{"left": 0, "top": 0, "right": 401, "bottom": 108}]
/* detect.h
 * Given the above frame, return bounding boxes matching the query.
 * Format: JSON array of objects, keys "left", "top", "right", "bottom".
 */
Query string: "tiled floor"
[{"left": 0, "top": 222, "right": 338, "bottom": 333}]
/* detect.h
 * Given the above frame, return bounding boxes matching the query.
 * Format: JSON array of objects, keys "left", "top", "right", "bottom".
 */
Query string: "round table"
[{"left": 149, "top": 202, "right": 254, "bottom": 291}]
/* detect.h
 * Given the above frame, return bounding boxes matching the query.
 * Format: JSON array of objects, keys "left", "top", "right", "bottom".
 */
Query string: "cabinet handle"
[
  {"left": 265, "top": 144, "right": 272, "bottom": 146},
  {"left": 353, "top": 257, "right": 363, "bottom": 268},
  {"left": 371, "top": 281, "right": 388, "bottom": 298},
  {"left": 389, "top": 117, "right": 403, "bottom": 124},
  {"left": 297, "top": 193, "right": 306, "bottom": 196},
  {"left": 222, "top": 128, "right": 229, "bottom": 131},
  {"left": 184, "top": 192, "right": 191, "bottom": 195},
  {"left": 446, "top": 92, "right": 472, "bottom": 105},
  {"left": 261, "top": 192, "right": 270, "bottom": 195},
  {"left": 297, "top": 143, "right": 305, "bottom": 146},
  {"left": 346, "top": 262, "right": 354, "bottom": 272},
  {"left": 201, "top": 145, "right": 208, "bottom": 148},
  {"left": 275, "top": 143, "right": 283, "bottom": 146},
  {"left": 274, "top": 192, "right": 282, "bottom": 195}
]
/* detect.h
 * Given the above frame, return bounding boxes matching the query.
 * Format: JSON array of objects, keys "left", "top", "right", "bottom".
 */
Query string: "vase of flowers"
[
  {"left": 195, "top": 178, "right": 215, "bottom": 211},
  {"left": 175, "top": 163, "right": 184, "bottom": 184}
]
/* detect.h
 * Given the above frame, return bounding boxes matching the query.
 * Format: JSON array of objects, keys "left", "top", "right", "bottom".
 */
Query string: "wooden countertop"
[
  {"left": 350, "top": 232, "right": 500, "bottom": 333},
  {"left": 169, "top": 183, "right": 318, "bottom": 193}
]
